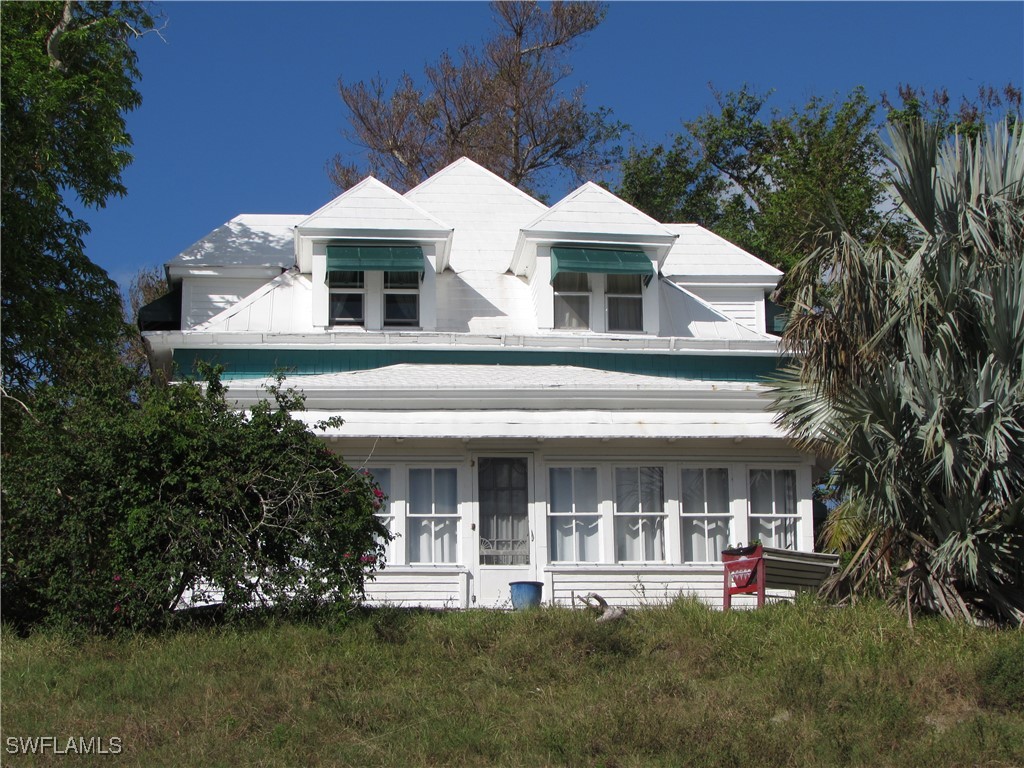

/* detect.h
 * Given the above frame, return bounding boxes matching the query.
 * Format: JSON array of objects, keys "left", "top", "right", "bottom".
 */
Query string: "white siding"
[
  {"left": 182, "top": 277, "right": 267, "bottom": 328},
  {"left": 363, "top": 567, "right": 468, "bottom": 608},
  {"left": 678, "top": 286, "right": 767, "bottom": 334}
]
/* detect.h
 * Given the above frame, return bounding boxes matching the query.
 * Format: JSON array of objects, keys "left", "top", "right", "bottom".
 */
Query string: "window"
[
  {"left": 384, "top": 271, "right": 420, "bottom": 327},
  {"left": 606, "top": 274, "right": 643, "bottom": 332},
  {"left": 325, "top": 267, "right": 421, "bottom": 329},
  {"left": 614, "top": 467, "right": 665, "bottom": 562},
  {"left": 408, "top": 468, "right": 459, "bottom": 563},
  {"left": 365, "top": 467, "right": 393, "bottom": 562},
  {"left": 681, "top": 468, "right": 731, "bottom": 562},
  {"left": 553, "top": 272, "right": 590, "bottom": 330},
  {"left": 749, "top": 469, "right": 799, "bottom": 550},
  {"left": 549, "top": 467, "right": 600, "bottom": 563},
  {"left": 328, "top": 270, "right": 364, "bottom": 325}
]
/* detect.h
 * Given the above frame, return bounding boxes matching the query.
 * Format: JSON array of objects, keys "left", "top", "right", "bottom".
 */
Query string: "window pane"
[
  {"left": 708, "top": 517, "right": 730, "bottom": 560},
  {"left": 550, "top": 469, "right": 573, "bottom": 514},
  {"left": 615, "top": 517, "right": 642, "bottom": 561},
  {"left": 550, "top": 517, "right": 574, "bottom": 562},
  {"left": 385, "top": 270, "right": 419, "bottom": 289},
  {"left": 553, "top": 272, "right": 590, "bottom": 292},
  {"left": 681, "top": 469, "right": 705, "bottom": 514},
  {"left": 683, "top": 518, "right": 706, "bottom": 562},
  {"left": 607, "top": 296, "right": 643, "bottom": 332},
  {"left": 384, "top": 294, "right": 418, "bottom": 325},
  {"left": 434, "top": 519, "right": 457, "bottom": 563},
  {"left": 435, "top": 469, "right": 457, "bottom": 515},
  {"left": 574, "top": 468, "right": 597, "bottom": 513},
  {"left": 554, "top": 295, "right": 589, "bottom": 329},
  {"left": 615, "top": 468, "right": 639, "bottom": 513},
  {"left": 606, "top": 274, "right": 642, "bottom": 295},
  {"left": 643, "top": 517, "right": 665, "bottom": 561},
  {"left": 750, "top": 513, "right": 798, "bottom": 550},
  {"left": 409, "top": 469, "right": 432, "bottom": 515},
  {"left": 706, "top": 469, "right": 729, "bottom": 515},
  {"left": 775, "top": 470, "right": 797, "bottom": 516},
  {"left": 577, "top": 516, "right": 600, "bottom": 561},
  {"left": 749, "top": 470, "right": 773, "bottom": 516},
  {"left": 330, "top": 294, "right": 363, "bottom": 324},
  {"left": 640, "top": 467, "right": 664, "bottom": 513},
  {"left": 409, "top": 519, "right": 432, "bottom": 562},
  {"left": 328, "top": 270, "right": 363, "bottom": 288}
]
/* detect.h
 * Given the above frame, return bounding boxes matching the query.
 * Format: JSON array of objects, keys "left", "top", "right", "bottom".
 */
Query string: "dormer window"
[
  {"left": 324, "top": 243, "right": 425, "bottom": 329},
  {"left": 549, "top": 246, "right": 654, "bottom": 334}
]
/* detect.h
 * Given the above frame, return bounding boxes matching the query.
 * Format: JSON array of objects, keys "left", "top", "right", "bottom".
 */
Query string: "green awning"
[
  {"left": 550, "top": 246, "right": 654, "bottom": 281},
  {"left": 326, "top": 244, "right": 425, "bottom": 273}
]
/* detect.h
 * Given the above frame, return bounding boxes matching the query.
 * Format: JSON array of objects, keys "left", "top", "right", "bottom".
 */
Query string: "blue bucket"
[{"left": 509, "top": 581, "right": 543, "bottom": 610}]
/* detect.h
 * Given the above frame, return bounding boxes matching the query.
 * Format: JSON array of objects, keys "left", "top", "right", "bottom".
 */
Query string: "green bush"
[{"left": 1, "top": 361, "right": 389, "bottom": 634}]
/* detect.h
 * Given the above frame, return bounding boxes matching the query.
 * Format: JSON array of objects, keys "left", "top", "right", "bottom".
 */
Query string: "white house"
[{"left": 142, "top": 158, "right": 818, "bottom": 610}]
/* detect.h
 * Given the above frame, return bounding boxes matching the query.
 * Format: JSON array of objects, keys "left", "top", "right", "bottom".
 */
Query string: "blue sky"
[{"left": 79, "top": 1, "right": 1024, "bottom": 290}]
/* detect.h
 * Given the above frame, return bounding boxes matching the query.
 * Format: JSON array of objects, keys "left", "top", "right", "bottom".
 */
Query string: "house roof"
[
  {"left": 523, "top": 182, "right": 677, "bottom": 240},
  {"left": 223, "top": 364, "right": 783, "bottom": 439},
  {"left": 297, "top": 176, "right": 452, "bottom": 234},
  {"left": 405, "top": 158, "right": 548, "bottom": 273},
  {"left": 661, "top": 224, "right": 783, "bottom": 283},
  {"left": 168, "top": 214, "right": 303, "bottom": 269}
]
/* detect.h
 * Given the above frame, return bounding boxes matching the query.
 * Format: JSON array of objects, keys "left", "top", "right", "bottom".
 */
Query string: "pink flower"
[
  {"left": 113, "top": 574, "right": 122, "bottom": 582},
  {"left": 360, "top": 554, "right": 377, "bottom": 564},
  {"left": 373, "top": 488, "right": 384, "bottom": 499},
  {"left": 113, "top": 604, "right": 121, "bottom": 614}
]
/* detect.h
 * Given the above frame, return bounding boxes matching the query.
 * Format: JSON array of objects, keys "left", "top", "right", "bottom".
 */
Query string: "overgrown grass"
[{"left": 3, "top": 598, "right": 1022, "bottom": 766}]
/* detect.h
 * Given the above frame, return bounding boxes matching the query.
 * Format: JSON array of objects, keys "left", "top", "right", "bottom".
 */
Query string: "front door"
[{"left": 475, "top": 456, "right": 533, "bottom": 606}]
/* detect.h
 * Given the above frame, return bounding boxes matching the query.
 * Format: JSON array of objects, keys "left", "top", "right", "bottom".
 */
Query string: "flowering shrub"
[{"left": 2, "top": 362, "right": 391, "bottom": 633}]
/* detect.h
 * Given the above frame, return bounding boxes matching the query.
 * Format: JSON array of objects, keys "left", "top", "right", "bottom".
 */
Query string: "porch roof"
[{"left": 293, "top": 408, "right": 786, "bottom": 440}]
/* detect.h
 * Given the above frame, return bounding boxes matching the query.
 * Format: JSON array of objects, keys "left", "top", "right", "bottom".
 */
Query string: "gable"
[
  {"left": 405, "top": 158, "right": 548, "bottom": 273},
  {"left": 661, "top": 224, "right": 782, "bottom": 285},
  {"left": 298, "top": 176, "right": 451, "bottom": 233},
  {"left": 524, "top": 182, "right": 677, "bottom": 240}
]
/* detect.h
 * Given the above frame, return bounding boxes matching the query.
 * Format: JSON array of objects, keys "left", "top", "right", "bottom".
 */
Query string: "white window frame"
[
  {"left": 613, "top": 465, "right": 667, "bottom": 563},
  {"left": 747, "top": 468, "right": 800, "bottom": 550},
  {"left": 326, "top": 270, "right": 422, "bottom": 330},
  {"left": 547, "top": 466, "right": 601, "bottom": 564},
  {"left": 679, "top": 467, "right": 732, "bottom": 563},
  {"left": 407, "top": 466, "right": 460, "bottom": 565}
]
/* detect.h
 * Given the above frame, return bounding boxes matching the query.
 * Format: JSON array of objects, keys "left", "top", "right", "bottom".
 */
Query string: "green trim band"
[{"left": 172, "top": 348, "right": 779, "bottom": 383}]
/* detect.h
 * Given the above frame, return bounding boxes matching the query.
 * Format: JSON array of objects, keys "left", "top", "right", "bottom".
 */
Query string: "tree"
[
  {"left": 618, "top": 85, "right": 889, "bottom": 273},
  {"left": 773, "top": 121, "right": 1024, "bottom": 626},
  {"left": 1, "top": 1, "right": 154, "bottom": 393},
  {"left": 123, "top": 265, "right": 170, "bottom": 374},
  {"left": 883, "top": 82, "right": 1022, "bottom": 138},
  {"left": 1, "top": 362, "right": 390, "bottom": 634},
  {"left": 329, "top": 1, "right": 623, "bottom": 196}
]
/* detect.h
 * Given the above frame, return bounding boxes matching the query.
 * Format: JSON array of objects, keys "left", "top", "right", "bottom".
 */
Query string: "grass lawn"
[{"left": 2, "top": 598, "right": 1022, "bottom": 767}]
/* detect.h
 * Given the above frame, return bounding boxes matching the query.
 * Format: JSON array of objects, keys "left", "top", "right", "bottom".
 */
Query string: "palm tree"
[{"left": 773, "top": 120, "right": 1024, "bottom": 626}]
